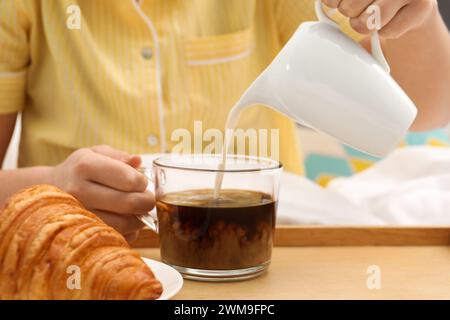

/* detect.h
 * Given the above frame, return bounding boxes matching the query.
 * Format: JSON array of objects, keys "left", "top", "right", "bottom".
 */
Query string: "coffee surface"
[
  {"left": 157, "top": 189, "right": 276, "bottom": 270},
  {"left": 161, "top": 189, "right": 273, "bottom": 208}
]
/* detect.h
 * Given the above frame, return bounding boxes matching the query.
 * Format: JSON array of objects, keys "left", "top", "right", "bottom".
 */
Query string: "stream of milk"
[{"left": 213, "top": 102, "right": 247, "bottom": 199}]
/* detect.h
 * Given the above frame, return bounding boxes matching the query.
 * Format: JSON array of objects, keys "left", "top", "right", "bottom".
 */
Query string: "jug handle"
[{"left": 314, "top": 0, "right": 391, "bottom": 74}]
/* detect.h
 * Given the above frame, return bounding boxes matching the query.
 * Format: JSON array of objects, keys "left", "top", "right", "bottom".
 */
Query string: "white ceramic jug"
[{"left": 235, "top": 0, "right": 417, "bottom": 157}]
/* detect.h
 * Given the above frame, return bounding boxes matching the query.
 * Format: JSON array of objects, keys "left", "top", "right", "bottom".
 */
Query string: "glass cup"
[{"left": 139, "top": 154, "right": 282, "bottom": 281}]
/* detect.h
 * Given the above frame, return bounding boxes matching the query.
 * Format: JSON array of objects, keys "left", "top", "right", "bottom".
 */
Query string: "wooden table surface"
[{"left": 137, "top": 246, "right": 450, "bottom": 300}]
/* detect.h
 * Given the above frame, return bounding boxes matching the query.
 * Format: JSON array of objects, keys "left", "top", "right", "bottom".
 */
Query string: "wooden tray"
[
  {"left": 137, "top": 246, "right": 450, "bottom": 299},
  {"left": 132, "top": 225, "right": 450, "bottom": 248}
]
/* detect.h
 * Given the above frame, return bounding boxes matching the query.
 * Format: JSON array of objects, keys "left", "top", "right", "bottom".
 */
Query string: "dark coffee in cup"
[{"left": 156, "top": 189, "right": 276, "bottom": 270}]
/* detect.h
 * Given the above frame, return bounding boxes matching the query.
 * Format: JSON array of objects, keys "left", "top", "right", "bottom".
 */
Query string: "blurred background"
[{"left": 440, "top": 0, "right": 449, "bottom": 27}]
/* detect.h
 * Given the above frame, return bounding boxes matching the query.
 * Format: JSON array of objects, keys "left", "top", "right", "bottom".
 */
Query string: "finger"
[
  {"left": 126, "top": 155, "right": 142, "bottom": 169},
  {"left": 124, "top": 230, "right": 140, "bottom": 243},
  {"left": 93, "top": 210, "right": 145, "bottom": 235},
  {"left": 321, "top": 0, "right": 343, "bottom": 9},
  {"left": 79, "top": 151, "right": 148, "bottom": 192},
  {"left": 338, "top": 0, "right": 375, "bottom": 18},
  {"left": 379, "top": 0, "right": 434, "bottom": 39},
  {"left": 82, "top": 182, "right": 155, "bottom": 214},
  {"left": 90, "top": 145, "right": 142, "bottom": 168},
  {"left": 91, "top": 145, "right": 132, "bottom": 161},
  {"left": 349, "top": 0, "right": 409, "bottom": 34}
]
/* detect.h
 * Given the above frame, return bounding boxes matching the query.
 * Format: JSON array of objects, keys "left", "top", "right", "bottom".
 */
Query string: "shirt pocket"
[
  {"left": 180, "top": 28, "right": 257, "bottom": 131},
  {"left": 184, "top": 28, "right": 254, "bottom": 66}
]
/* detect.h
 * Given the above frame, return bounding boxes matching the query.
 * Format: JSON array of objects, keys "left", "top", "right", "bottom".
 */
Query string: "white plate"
[{"left": 142, "top": 257, "right": 183, "bottom": 300}]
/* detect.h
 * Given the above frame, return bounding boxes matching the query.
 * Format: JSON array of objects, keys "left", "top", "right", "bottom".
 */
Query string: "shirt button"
[
  {"left": 147, "top": 135, "right": 159, "bottom": 147},
  {"left": 141, "top": 47, "right": 153, "bottom": 60}
]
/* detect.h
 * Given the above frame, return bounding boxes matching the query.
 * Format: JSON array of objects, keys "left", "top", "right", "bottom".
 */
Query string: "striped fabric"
[{"left": 0, "top": 0, "right": 361, "bottom": 174}]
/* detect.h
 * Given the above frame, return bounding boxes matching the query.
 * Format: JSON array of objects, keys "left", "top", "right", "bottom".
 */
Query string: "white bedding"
[{"left": 278, "top": 146, "right": 450, "bottom": 225}]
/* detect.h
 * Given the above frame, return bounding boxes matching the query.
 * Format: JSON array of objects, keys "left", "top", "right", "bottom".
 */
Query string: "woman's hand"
[
  {"left": 321, "top": 0, "right": 437, "bottom": 39},
  {"left": 51, "top": 145, "right": 153, "bottom": 241}
]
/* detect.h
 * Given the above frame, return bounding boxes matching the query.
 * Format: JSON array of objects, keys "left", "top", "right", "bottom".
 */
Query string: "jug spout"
[
  {"left": 236, "top": 73, "right": 286, "bottom": 114},
  {"left": 235, "top": 72, "right": 313, "bottom": 128}
]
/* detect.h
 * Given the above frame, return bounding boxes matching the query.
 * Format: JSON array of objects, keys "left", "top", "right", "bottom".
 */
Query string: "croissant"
[{"left": 0, "top": 185, "right": 163, "bottom": 300}]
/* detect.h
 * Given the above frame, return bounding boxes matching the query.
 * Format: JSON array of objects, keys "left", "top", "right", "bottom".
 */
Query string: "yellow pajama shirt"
[{"left": 0, "top": 0, "right": 360, "bottom": 173}]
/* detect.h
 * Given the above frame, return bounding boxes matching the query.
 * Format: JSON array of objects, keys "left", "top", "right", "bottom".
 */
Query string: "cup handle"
[
  {"left": 136, "top": 167, "right": 158, "bottom": 234},
  {"left": 314, "top": 0, "right": 391, "bottom": 74}
]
